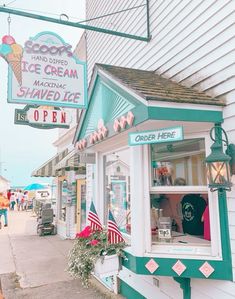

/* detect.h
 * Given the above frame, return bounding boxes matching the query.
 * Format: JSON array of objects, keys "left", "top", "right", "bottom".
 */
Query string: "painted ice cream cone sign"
[
  {"left": 1, "top": 31, "right": 87, "bottom": 109},
  {"left": 0, "top": 35, "right": 23, "bottom": 85}
]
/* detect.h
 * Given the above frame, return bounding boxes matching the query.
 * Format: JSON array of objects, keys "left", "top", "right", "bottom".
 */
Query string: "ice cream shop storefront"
[{"left": 74, "top": 64, "right": 233, "bottom": 299}]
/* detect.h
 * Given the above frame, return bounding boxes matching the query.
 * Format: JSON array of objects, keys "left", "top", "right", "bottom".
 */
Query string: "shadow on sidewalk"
[{"left": 0, "top": 272, "right": 109, "bottom": 299}]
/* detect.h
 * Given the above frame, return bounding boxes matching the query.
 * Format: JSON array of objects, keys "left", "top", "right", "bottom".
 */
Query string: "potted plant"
[{"left": 68, "top": 226, "right": 126, "bottom": 287}]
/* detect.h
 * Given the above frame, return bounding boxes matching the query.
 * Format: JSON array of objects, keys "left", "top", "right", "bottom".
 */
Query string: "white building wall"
[
  {"left": 86, "top": 164, "right": 95, "bottom": 221},
  {"left": 86, "top": 0, "right": 234, "bottom": 100},
  {"left": 86, "top": 0, "right": 235, "bottom": 298},
  {"left": 0, "top": 175, "right": 10, "bottom": 192}
]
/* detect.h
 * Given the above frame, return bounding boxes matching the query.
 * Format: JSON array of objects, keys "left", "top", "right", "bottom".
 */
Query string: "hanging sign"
[
  {"left": 1, "top": 32, "right": 87, "bottom": 108},
  {"left": 128, "top": 126, "right": 183, "bottom": 146},
  {"left": 14, "top": 105, "right": 70, "bottom": 129},
  {"left": 62, "top": 180, "right": 70, "bottom": 204},
  {"left": 27, "top": 107, "right": 71, "bottom": 126}
]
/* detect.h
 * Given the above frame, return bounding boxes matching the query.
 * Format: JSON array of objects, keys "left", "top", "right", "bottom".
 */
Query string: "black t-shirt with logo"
[{"left": 181, "top": 194, "right": 207, "bottom": 235}]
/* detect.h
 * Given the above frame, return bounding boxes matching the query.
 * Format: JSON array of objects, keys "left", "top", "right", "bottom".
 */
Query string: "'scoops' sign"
[{"left": 7, "top": 31, "right": 87, "bottom": 109}]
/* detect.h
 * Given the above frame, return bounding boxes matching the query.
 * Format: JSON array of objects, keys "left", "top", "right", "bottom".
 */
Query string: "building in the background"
[
  {"left": 0, "top": 175, "right": 10, "bottom": 193},
  {"left": 73, "top": 1, "right": 235, "bottom": 298},
  {"left": 32, "top": 33, "right": 87, "bottom": 239}
]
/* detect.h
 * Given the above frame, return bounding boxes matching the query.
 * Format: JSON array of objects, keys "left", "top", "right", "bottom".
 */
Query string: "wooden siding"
[
  {"left": 86, "top": 0, "right": 235, "bottom": 297},
  {"left": 86, "top": 0, "right": 234, "bottom": 104}
]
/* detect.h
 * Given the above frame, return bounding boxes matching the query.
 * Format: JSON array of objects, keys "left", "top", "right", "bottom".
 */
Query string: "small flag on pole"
[
  {"left": 107, "top": 210, "right": 125, "bottom": 244},
  {"left": 88, "top": 202, "right": 103, "bottom": 231}
]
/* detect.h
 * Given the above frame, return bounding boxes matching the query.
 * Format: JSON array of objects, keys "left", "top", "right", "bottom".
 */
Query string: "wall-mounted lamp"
[
  {"left": 205, "top": 124, "right": 235, "bottom": 192},
  {"left": 226, "top": 143, "right": 235, "bottom": 175}
]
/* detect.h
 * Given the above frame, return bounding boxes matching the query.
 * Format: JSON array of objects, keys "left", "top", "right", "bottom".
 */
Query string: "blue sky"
[{"left": 0, "top": 0, "right": 85, "bottom": 186}]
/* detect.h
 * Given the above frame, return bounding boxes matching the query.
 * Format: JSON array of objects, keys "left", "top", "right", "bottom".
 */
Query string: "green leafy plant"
[{"left": 68, "top": 226, "right": 126, "bottom": 287}]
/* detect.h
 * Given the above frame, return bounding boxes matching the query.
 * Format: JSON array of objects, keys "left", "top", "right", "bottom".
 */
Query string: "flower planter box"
[{"left": 94, "top": 254, "right": 120, "bottom": 278}]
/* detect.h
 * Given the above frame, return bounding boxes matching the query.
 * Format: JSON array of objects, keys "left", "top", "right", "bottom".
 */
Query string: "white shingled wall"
[{"left": 85, "top": 1, "right": 235, "bottom": 298}]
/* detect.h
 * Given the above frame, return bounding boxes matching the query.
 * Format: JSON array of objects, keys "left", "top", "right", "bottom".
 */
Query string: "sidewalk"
[{"left": 0, "top": 211, "right": 123, "bottom": 299}]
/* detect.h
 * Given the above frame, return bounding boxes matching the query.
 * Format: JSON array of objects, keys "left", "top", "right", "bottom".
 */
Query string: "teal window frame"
[{"left": 122, "top": 130, "right": 233, "bottom": 281}]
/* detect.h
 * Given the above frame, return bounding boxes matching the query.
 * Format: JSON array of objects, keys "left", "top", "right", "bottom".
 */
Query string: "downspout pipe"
[{"left": 174, "top": 277, "right": 191, "bottom": 299}]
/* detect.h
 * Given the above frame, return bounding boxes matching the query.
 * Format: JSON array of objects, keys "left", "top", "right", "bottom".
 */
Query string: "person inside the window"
[
  {"left": 201, "top": 200, "right": 211, "bottom": 241},
  {"left": 174, "top": 177, "right": 186, "bottom": 186},
  {"left": 181, "top": 194, "right": 207, "bottom": 236}
]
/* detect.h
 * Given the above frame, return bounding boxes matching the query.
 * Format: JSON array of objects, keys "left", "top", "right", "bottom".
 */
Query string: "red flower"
[
  {"left": 90, "top": 239, "right": 99, "bottom": 246},
  {"left": 76, "top": 226, "right": 92, "bottom": 238},
  {"left": 157, "top": 166, "right": 169, "bottom": 176}
]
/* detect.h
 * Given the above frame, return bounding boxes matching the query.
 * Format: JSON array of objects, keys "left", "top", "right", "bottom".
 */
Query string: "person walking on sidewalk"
[
  {"left": 17, "top": 190, "right": 24, "bottom": 211},
  {"left": 0, "top": 192, "right": 9, "bottom": 228},
  {"left": 23, "top": 191, "right": 29, "bottom": 211},
  {"left": 15, "top": 189, "right": 19, "bottom": 207},
  {"left": 10, "top": 192, "right": 16, "bottom": 210},
  {"left": 7, "top": 189, "right": 11, "bottom": 201}
]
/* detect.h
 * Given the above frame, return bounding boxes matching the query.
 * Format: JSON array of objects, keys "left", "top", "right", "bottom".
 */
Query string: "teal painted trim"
[
  {"left": 30, "top": 31, "right": 68, "bottom": 44},
  {"left": 101, "top": 77, "right": 141, "bottom": 107},
  {"left": 8, "top": 97, "right": 86, "bottom": 109},
  {"left": 148, "top": 107, "right": 223, "bottom": 123},
  {"left": 131, "top": 104, "right": 149, "bottom": 124},
  {"left": 146, "top": 0, "right": 151, "bottom": 40},
  {"left": 215, "top": 124, "right": 233, "bottom": 278},
  {"left": 75, "top": 76, "right": 103, "bottom": 142},
  {"left": 120, "top": 280, "right": 146, "bottom": 299},
  {"left": 78, "top": 4, "right": 146, "bottom": 24},
  {"left": 122, "top": 122, "right": 232, "bottom": 282},
  {"left": 77, "top": 74, "right": 147, "bottom": 141},
  {"left": 122, "top": 251, "right": 233, "bottom": 280},
  {"left": 74, "top": 57, "right": 88, "bottom": 110},
  {"left": 0, "top": 7, "right": 151, "bottom": 42},
  {"left": 77, "top": 76, "right": 101, "bottom": 141},
  {"left": 103, "top": 104, "right": 147, "bottom": 139},
  {"left": 218, "top": 190, "right": 233, "bottom": 277},
  {"left": 174, "top": 278, "right": 191, "bottom": 299}
]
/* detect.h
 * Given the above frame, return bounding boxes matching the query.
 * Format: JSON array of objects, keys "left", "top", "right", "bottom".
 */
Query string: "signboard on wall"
[
  {"left": 14, "top": 105, "right": 70, "bottom": 129},
  {"left": 35, "top": 190, "right": 51, "bottom": 200},
  {"left": 27, "top": 107, "right": 71, "bottom": 126},
  {"left": 7, "top": 31, "right": 87, "bottom": 109},
  {"left": 128, "top": 126, "right": 183, "bottom": 146},
  {"left": 62, "top": 180, "right": 69, "bottom": 204},
  {"left": 62, "top": 180, "right": 76, "bottom": 206}
]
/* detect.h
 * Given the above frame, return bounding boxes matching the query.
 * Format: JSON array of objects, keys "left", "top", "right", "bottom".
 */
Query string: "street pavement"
[{"left": 0, "top": 210, "right": 122, "bottom": 299}]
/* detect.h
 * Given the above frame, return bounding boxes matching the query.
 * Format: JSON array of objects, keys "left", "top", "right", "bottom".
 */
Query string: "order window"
[
  {"left": 151, "top": 138, "right": 207, "bottom": 187},
  {"left": 150, "top": 138, "right": 213, "bottom": 254}
]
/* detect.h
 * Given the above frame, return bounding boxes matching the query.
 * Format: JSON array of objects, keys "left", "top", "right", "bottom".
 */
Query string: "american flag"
[
  {"left": 87, "top": 202, "right": 103, "bottom": 231},
  {"left": 107, "top": 210, "right": 125, "bottom": 244}
]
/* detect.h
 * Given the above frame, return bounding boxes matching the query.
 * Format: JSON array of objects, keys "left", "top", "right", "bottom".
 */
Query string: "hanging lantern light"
[{"left": 205, "top": 125, "right": 232, "bottom": 192}]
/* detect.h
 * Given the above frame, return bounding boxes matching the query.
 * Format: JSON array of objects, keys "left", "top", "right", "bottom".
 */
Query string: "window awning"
[
  {"left": 55, "top": 149, "right": 86, "bottom": 176},
  {"left": 31, "top": 149, "right": 68, "bottom": 177}
]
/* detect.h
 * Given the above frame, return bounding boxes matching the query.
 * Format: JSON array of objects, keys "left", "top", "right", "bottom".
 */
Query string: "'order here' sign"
[{"left": 128, "top": 126, "right": 183, "bottom": 146}]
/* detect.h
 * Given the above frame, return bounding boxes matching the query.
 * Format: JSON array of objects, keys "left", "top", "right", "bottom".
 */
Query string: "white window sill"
[
  {"left": 145, "top": 246, "right": 223, "bottom": 261},
  {"left": 150, "top": 186, "right": 208, "bottom": 194},
  {"left": 124, "top": 244, "right": 222, "bottom": 261}
]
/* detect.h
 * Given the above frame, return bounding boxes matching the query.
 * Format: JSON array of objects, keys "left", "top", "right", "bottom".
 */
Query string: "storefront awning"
[
  {"left": 31, "top": 149, "right": 68, "bottom": 177},
  {"left": 75, "top": 64, "right": 224, "bottom": 147},
  {"left": 55, "top": 149, "right": 86, "bottom": 176}
]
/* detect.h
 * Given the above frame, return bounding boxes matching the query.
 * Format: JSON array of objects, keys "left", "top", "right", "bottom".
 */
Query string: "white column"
[
  {"left": 56, "top": 177, "right": 60, "bottom": 221},
  {"left": 95, "top": 152, "right": 105, "bottom": 224},
  {"left": 130, "top": 146, "right": 146, "bottom": 255},
  {"left": 66, "top": 170, "right": 76, "bottom": 238},
  {"left": 86, "top": 164, "right": 94, "bottom": 222},
  {"left": 66, "top": 205, "right": 71, "bottom": 238}
]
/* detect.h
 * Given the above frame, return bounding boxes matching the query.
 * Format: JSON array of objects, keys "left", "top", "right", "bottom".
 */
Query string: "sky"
[{"left": 0, "top": 0, "right": 85, "bottom": 187}]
